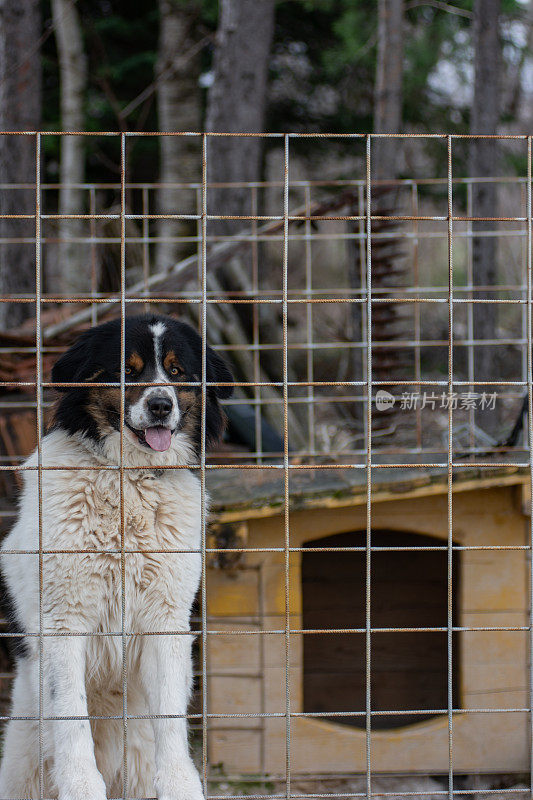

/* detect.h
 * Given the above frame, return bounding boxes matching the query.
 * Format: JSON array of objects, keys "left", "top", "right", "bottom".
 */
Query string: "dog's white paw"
[
  {"left": 58, "top": 766, "right": 107, "bottom": 800},
  {"left": 156, "top": 764, "right": 205, "bottom": 800}
]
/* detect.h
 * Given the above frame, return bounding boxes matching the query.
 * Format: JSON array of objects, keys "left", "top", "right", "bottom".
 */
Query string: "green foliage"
[
  {"left": 41, "top": 0, "right": 213, "bottom": 186},
  {"left": 40, "top": 0, "right": 531, "bottom": 184}
]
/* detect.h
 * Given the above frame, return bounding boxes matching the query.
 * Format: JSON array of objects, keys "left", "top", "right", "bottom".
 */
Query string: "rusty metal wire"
[
  {"left": 446, "top": 135, "right": 454, "bottom": 800},
  {"left": 200, "top": 131, "right": 209, "bottom": 796},
  {"left": 119, "top": 131, "right": 129, "bottom": 800},
  {"left": 528, "top": 135, "right": 533, "bottom": 791},
  {"left": 283, "top": 134, "right": 292, "bottom": 800},
  {"left": 35, "top": 131, "right": 44, "bottom": 800},
  {"left": 364, "top": 134, "right": 373, "bottom": 800}
]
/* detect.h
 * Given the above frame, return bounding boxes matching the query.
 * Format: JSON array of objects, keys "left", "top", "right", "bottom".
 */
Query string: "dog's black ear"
[
  {"left": 51, "top": 329, "right": 99, "bottom": 390},
  {"left": 204, "top": 346, "right": 233, "bottom": 447},
  {"left": 206, "top": 345, "right": 233, "bottom": 399}
]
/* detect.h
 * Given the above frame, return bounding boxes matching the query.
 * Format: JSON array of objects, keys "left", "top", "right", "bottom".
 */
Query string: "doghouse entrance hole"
[{"left": 302, "top": 530, "right": 460, "bottom": 730}]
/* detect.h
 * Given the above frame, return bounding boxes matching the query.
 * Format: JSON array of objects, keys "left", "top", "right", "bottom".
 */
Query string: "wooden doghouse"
[{"left": 206, "top": 466, "right": 531, "bottom": 776}]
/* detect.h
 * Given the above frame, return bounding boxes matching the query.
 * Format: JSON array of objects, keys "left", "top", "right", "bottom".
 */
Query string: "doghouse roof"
[{"left": 207, "top": 463, "right": 530, "bottom": 522}]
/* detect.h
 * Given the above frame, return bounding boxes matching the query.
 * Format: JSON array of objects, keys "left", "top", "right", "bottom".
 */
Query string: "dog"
[{"left": 0, "top": 314, "right": 233, "bottom": 800}]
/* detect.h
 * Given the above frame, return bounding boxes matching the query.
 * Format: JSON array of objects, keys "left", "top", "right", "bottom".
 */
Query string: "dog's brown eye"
[
  {"left": 170, "top": 366, "right": 181, "bottom": 376},
  {"left": 125, "top": 367, "right": 132, "bottom": 375}
]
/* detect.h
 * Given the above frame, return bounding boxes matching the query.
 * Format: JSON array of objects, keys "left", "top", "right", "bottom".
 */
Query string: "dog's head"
[{"left": 51, "top": 315, "right": 233, "bottom": 460}]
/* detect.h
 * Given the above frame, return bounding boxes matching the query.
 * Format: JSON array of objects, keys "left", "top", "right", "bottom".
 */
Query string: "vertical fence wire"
[
  {"left": 35, "top": 130, "right": 44, "bottom": 800},
  {"left": 521, "top": 181, "right": 528, "bottom": 428},
  {"left": 89, "top": 186, "right": 98, "bottom": 327},
  {"left": 196, "top": 185, "right": 202, "bottom": 321},
  {"left": 283, "top": 133, "right": 292, "bottom": 800},
  {"left": 364, "top": 133, "right": 373, "bottom": 800},
  {"left": 200, "top": 132, "right": 209, "bottom": 796},
  {"left": 358, "top": 183, "right": 366, "bottom": 436},
  {"left": 142, "top": 186, "right": 150, "bottom": 314},
  {"left": 411, "top": 182, "right": 422, "bottom": 451},
  {"left": 304, "top": 184, "right": 315, "bottom": 455},
  {"left": 466, "top": 181, "right": 475, "bottom": 452},
  {"left": 120, "top": 131, "right": 129, "bottom": 799},
  {"left": 526, "top": 135, "right": 533, "bottom": 794},
  {"left": 259, "top": 562, "right": 267, "bottom": 775},
  {"left": 251, "top": 184, "right": 263, "bottom": 461},
  {"left": 446, "top": 134, "right": 454, "bottom": 800}
]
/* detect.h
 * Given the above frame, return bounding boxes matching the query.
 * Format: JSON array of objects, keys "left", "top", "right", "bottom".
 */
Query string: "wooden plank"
[
  {"left": 209, "top": 466, "right": 530, "bottom": 523},
  {"left": 208, "top": 676, "right": 263, "bottom": 726}
]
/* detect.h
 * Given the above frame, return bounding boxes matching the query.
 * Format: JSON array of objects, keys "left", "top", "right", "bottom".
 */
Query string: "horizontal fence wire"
[{"left": 0, "top": 132, "right": 531, "bottom": 799}]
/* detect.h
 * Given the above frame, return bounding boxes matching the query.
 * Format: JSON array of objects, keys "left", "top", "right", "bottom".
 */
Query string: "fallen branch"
[{"left": 42, "top": 188, "right": 360, "bottom": 340}]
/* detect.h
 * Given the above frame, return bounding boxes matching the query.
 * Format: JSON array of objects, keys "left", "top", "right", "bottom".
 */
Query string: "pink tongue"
[{"left": 144, "top": 427, "right": 172, "bottom": 452}]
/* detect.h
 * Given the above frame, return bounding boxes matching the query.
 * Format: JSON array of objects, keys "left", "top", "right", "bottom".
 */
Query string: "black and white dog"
[{"left": 0, "top": 314, "right": 232, "bottom": 800}]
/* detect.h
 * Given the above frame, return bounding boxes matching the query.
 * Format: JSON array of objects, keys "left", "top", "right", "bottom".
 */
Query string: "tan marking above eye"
[
  {"left": 127, "top": 352, "right": 144, "bottom": 374},
  {"left": 163, "top": 350, "right": 183, "bottom": 376}
]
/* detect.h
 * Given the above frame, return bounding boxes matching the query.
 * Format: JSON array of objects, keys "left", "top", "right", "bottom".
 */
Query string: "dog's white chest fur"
[
  {"left": 2, "top": 429, "right": 202, "bottom": 636},
  {"left": 0, "top": 428, "right": 205, "bottom": 800}
]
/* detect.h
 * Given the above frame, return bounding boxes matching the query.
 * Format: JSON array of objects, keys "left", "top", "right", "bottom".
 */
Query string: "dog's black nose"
[{"left": 148, "top": 396, "right": 173, "bottom": 419}]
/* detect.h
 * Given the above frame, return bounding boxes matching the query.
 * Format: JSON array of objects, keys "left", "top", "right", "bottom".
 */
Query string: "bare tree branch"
[{"left": 405, "top": 1, "right": 473, "bottom": 18}]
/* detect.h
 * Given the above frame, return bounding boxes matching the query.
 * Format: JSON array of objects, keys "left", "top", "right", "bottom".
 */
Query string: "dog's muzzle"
[{"left": 127, "top": 389, "right": 180, "bottom": 451}]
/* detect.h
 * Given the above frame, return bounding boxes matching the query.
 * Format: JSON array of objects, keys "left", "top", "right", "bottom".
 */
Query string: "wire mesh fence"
[{"left": 0, "top": 132, "right": 531, "bottom": 799}]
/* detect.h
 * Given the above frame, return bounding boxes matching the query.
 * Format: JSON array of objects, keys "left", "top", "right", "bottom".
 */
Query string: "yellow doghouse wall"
[{"left": 206, "top": 482, "right": 530, "bottom": 776}]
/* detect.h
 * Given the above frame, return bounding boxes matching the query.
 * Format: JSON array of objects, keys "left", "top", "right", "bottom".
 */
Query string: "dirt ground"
[{"left": 207, "top": 773, "right": 529, "bottom": 800}]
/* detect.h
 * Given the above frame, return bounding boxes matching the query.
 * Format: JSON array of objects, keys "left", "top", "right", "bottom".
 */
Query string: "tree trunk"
[
  {"left": 156, "top": 0, "right": 202, "bottom": 272},
  {"left": 370, "top": 0, "right": 407, "bottom": 424},
  {"left": 0, "top": 0, "right": 41, "bottom": 329},
  {"left": 203, "top": 0, "right": 286, "bottom": 437},
  {"left": 51, "top": 0, "right": 88, "bottom": 294},
  {"left": 373, "top": 0, "right": 404, "bottom": 180},
  {"left": 205, "top": 0, "right": 275, "bottom": 230},
  {"left": 469, "top": 0, "right": 501, "bottom": 396},
  {"left": 502, "top": 0, "right": 533, "bottom": 119}
]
